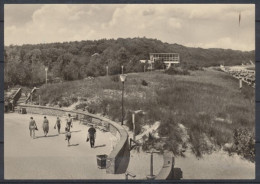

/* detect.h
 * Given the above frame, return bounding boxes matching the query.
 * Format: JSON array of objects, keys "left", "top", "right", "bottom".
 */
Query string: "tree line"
[{"left": 4, "top": 37, "right": 255, "bottom": 87}]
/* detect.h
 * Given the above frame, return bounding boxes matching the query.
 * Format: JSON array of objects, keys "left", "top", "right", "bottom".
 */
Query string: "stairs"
[
  {"left": 16, "top": 93, "right": 27, "bottom": 105},
  {"left": 14, "top": 92, "right": 28, "bottom": 112}
]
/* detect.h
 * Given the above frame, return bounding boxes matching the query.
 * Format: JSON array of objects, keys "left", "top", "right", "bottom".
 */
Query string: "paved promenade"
[{"left": 4, "top": 113, "right": 125, "bottom": 179}]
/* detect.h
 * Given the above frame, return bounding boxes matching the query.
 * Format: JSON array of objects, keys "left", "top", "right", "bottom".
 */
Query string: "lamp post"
[
  {"left": 120, "top": 74, "right": 127, "bottom": 125},
  {"left": 45, "top": 67, "right": 48, "bottom": 84},
  {"left": 121, "top": 65, "right": 124, "bottom": 74}
]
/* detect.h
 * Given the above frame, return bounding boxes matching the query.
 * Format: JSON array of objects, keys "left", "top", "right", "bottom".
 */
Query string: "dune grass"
[{"left": 37, "top": 68, "right": 255, "bottom": 160}]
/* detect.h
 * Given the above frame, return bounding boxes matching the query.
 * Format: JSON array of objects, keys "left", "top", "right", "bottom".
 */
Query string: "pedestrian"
[
  {"left": 54, "top": 117, "right": 61, "bottom": 134},
  {"left": 29, "top": 117, "right": 38, "bottom": 139},
  {"left": 65, "top": 126, "right": 71, "bottom": 146},
  {"left": 87, "top": 125, "right": 96, "bottom": 148},
  {"left": 66, "top": 114, "right": 73, "bottom": 132},
  {"left": 42, "top": 116, "right": 49, "bottom": 137}
]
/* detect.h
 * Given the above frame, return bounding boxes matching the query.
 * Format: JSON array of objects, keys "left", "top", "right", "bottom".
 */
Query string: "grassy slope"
[{"left": 37, "top": 68, "right": 255, "bottom": 158}]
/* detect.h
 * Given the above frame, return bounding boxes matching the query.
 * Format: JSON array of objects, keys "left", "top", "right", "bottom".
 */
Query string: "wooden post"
[
  {"left": 132, "top": 113, "right": 135, "bottom": 141},
  {"left": 146, "top": 149, "right": 160, "bottom": 180},
  {"left": 239, "top": 79, "right": 242, "bottom": 89}
]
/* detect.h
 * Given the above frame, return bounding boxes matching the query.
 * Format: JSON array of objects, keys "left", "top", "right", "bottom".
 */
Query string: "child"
[{"left": 65, "top": 126, "right": 71, "bottom": 146}]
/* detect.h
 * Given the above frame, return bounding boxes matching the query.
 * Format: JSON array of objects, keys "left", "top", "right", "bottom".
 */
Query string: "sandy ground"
[
  {"left": 127, "top": 150, "right": 164, "bottom": 179},
  {"left": 4, "top": 113, "right": 125, "bottom": 180},
  {"left": 174, "top": 150, "right": 255, "bottom": 179},
  {"left": 126, "top": 128, "right": 255, "bottom": 180}
]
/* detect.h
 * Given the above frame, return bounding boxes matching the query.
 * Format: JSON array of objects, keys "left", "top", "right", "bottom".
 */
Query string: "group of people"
[{"left": 28, "top": 114, "right": 96, "bottom": 147}]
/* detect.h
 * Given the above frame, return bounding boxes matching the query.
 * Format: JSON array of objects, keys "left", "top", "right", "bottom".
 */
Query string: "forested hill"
[{"left": 4, "top": 37, "right": 254, "bottom": 86}]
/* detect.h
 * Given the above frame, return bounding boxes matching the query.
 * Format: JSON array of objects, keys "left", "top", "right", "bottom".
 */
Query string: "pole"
[
  {"left": 122, "top": 65, "right": 124, "bottom": 74},
  {"left": 146, "top": 149, "right": 160, "bottom": 180},
  {"left": 106, "top": 66, "right": 109, "bottom": 76},
  {"left": 45, "top": 70, "right": 47, "bottom": 84},
  {"left": 239, "top": 79, "right": 242, "bottom": 89},
  {"left": 132, "top": 113, "right": 135, "bottom": 141},
  {"left": 125, "top": 173, "right": 128, "bottom": 180},
  {"left": 150, "top": 152, "right": 153, "bottom": 176},
  {"left": 121, "top": 81, "right": 124, "bottom": 125},
  {"left": 39, "top": 95, "right": 40, "bottom": 105}
]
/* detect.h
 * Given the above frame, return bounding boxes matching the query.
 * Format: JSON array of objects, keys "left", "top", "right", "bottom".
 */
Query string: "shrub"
[
  {"left": 165, "top": 67, "right": 190, "bottom": 75},
  {"left": 230, "top": 128, "right": 255, "bottom": 162},
  {"left": 141, "top": 79, "right": 148, "bottom": 86},
  {"left": 110, "top": 75, "right": 119, "bottom": 82},
  {"left": 182, "top": 64, "right": 203, "bottom": 71},
  {"left": 75, "top": 103, "right": 88, "bottom": 110}
]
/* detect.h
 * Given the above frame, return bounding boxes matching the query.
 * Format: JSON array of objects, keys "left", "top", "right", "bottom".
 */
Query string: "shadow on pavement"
[
  {"left": 60, "top": 130, "right": 81, "bottom": 135},
  {"left": 69, "top": 144, "right": 79, "bottom": 147},
  {"left": 94, "top": 144, "right": 106, "bottom": 148},
  {"left": 35, "top": 134, "right": 59, "bottom": 139}
]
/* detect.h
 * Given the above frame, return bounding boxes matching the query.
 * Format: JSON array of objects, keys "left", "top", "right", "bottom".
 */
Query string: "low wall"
[
  {"left": 155, "top": 152, "right": 174, "bottom": 180},
  {"left": 155, "top": 152, "right": 182, "bottom": 180},
  {"left": 16, "top": 104, "right": 130, "bottom": 174}
]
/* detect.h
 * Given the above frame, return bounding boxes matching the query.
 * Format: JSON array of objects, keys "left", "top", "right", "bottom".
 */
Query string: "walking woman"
[
  {"left": 42, "top": 116, "right": 49, "bottom": 137},
  {"left": 55, "top": 117, "right": 61, "bottom": 134}
]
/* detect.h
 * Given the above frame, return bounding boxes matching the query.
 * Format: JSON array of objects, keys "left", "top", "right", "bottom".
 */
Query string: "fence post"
[{"left": 239, "top": 79, "right": 242, "bottom": 89}]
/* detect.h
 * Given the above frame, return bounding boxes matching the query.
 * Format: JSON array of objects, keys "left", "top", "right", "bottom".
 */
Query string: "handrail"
[
  {"left": 12, "top": 88, "right": 22, "bottom": 105},
  {"left": 25, "top": 87, "right": 39, "bottom": 104}
]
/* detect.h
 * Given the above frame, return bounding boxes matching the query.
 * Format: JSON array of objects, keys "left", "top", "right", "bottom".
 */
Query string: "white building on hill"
[{"left": 150, "top": 53, "right": 180, "bottom": 69}]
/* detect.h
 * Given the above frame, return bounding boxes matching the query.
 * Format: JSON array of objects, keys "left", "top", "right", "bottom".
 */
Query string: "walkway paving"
[{"left": 4, "top": 113, "right": 125, "bottom": 179}]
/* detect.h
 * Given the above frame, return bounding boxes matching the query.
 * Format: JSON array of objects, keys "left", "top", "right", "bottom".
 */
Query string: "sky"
[{"left": 4, "top": 4, "right": 255, "bottom": 51}]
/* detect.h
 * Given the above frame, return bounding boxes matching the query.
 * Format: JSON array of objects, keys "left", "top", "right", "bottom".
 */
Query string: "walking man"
[
  {"left": 65, "top": 114, "right": 73, "bottom": 140},
  {"left": 66, "top": 114, "right": 73, "bottom": 132},
  {"left": 29, "top": 117, "right": 37, "bottom": 139},
  {"left": 55, "top": 117, "right": 61, "bottom": 134},
  {"left": 42, "top": 116, "right": 49, "bottom": 137},
  {"left": 87, "top": 125, "right": 96, "bottom": 148}
]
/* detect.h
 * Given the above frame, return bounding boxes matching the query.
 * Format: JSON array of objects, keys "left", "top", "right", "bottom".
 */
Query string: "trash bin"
[
  {"left": 21, "top": 107, "right": 27, "bottom": 114},
  {"left": 96, "top": 154, "right": 107, "bottom": 169}
]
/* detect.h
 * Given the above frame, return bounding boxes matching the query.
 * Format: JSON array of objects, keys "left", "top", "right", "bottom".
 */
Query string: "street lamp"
[
  {"left": 45, "top": 67, "right": 48, "bottom": 84},
  {"left": 120, "top": 74, "right": 127, "bottom": 125}
]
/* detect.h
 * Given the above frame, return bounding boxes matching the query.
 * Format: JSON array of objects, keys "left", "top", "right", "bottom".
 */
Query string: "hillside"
[
  {"left": 33, "top": 69, "right": 255, "bottom": 161},
  {"left": 4, "top": 37, "right": 254, "bottom": 86}
]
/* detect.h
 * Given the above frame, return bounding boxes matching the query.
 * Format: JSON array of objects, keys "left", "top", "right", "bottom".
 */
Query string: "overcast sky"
[{"left": 4, "top": 4, "right": 255, "bottom": 51}]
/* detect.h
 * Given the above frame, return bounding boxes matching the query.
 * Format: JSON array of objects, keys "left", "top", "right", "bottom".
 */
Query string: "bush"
[
  {"left": 165, "top": 67, "right": 190, "bottom": 75},
  {"left": 110, "top": 75, "right": 119, "bottom": 82},
  {"left": 75, "top": 103, "right": 88, "bottom": 110},
  {"left": 141, "top": 79, "right": 148, "bottom": 86},
  {"left": 182, "top": 64, "right": 203, "bottom": 71},
  {"left": 230, "top": 128, "right": 255, "bottom": 162}
]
